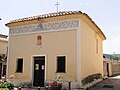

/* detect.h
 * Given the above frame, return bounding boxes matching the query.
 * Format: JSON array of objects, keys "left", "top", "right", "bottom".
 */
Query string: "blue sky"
[{"left": 0, "top": 0, "right": 120, "bottom": 54}]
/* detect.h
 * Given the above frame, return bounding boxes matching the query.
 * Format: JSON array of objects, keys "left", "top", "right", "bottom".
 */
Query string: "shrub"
[
  {"left": 81, "top": 73, "right": 102, "bottom": 85},
  {"left": 18, "top": 81, "right": 32, "bottom": 88},
  {"left": 0, "top": 82, "right": 14, "bottom": 89},
  {"left": 0, "top": 75, "right": 15, "bottom": 90},
  {"left": 47, "top": 75, "right": 62, "bottom": 87}
]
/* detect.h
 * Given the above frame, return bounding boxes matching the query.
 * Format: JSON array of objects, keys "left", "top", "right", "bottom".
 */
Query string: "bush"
[
  {"left": 0, "top": 82, "right": 14, "bottom": 90},
  {"left": 18, "top": 81, "right": 32, "bottom": 88},
  {"left": 81, "top": 73, "right": 102, "bottom": 85},
  {"left": 0, "top": 75, "right": 15, "bottom": 90},
  {"left": 47, "top": 75, "right": 62, "bottom": 87}
]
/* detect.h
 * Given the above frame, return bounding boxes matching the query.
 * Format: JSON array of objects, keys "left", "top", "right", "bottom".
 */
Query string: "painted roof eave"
[
  {"left": 5, "top": 11, "right": 106, "bottom": 40},
  {"left": 81, "top": 13, "right": 106, "bottom": 40}
]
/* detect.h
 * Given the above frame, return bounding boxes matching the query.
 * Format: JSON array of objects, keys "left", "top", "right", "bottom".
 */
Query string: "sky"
[{"left": 0, "top": 0, "right": 120, "bottom": 54}]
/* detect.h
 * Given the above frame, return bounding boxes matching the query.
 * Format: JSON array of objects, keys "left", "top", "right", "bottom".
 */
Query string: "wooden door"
[{"left": 33, "top": 56, "right": 45, "bottom": 87}]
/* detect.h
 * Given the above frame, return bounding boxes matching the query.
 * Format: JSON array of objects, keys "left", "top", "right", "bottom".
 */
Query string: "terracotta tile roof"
[
  {"left": 7, "top": 11, "right": 82, "bottom": 24},
  {"left": 0, "top": 34, "right": 8, "bottom": 38},
  {"left": 6, "top": 11, "right": 106, "bottom": 39}
]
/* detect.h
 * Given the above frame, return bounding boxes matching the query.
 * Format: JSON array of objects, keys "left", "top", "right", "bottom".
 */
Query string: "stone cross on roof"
[{"left": 55, "top": 2, "right": 60, "bottom": 13}]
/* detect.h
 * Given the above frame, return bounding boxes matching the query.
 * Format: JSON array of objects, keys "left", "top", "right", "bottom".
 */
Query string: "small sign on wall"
[
  {"left": 37, "top": 35, "right": 42, "bottom": 45},
  {"left": 42, "top": 65, "right": 44, "bottom": 70},
  {"left": 35, "top": 64, "right": 39, "bottom": 70}
]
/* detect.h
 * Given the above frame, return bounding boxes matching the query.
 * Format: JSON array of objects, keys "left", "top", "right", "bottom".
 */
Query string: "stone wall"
[
  {"left": 112, "top": 63, "right": 120, "bottom": 76},
  {"left": 103, "top": 60, "right": 120, "bottom": 77}
]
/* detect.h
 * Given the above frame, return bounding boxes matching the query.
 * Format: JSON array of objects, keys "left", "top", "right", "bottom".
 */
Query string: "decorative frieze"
[{"left": 10, "top": 19, "right": 79, "bottom": 35}]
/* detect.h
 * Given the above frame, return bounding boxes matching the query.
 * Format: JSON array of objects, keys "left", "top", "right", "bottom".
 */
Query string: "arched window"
[{"left": 37, "top": 35, "right": 42, "bottom": 45}]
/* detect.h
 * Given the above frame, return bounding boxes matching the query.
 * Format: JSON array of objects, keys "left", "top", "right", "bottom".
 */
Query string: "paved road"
[{"left": 89, "top": 76, "right": 120, "bottom": 90}]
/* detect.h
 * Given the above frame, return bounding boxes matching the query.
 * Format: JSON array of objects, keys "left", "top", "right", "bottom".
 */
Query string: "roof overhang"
[{"left": 6, "top": 11, "right": 106, "bottom": 40}]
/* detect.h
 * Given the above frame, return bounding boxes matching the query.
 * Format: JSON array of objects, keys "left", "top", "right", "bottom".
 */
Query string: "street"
[{"left": 89, "top": 75, "right": 120, "bottom": 90}]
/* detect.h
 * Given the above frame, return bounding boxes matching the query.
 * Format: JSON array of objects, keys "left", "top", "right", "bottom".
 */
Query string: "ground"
[{"left": 89, "top": 75, "right": 120, "bottom": 90}]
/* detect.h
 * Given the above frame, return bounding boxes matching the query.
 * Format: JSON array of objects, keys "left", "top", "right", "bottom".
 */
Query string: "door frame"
[
  {"left": 31, "top": 55, "right": 47, "bottom": 87},
  {"left": 106, "top": 63, "right": 109, "bottom": 76},
  {"left": 0, "top": 63, "right": 2, "bottom": 79}
]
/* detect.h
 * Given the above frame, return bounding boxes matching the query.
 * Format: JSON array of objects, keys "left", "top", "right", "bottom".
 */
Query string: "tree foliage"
[{"left": 0, "top": 55, "right": 5, "bottom": 63}]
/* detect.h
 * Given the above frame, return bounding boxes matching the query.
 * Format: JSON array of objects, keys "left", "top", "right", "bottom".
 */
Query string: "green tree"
[{"left": 0, "top": 55, "right": 5, "bottom": 63}]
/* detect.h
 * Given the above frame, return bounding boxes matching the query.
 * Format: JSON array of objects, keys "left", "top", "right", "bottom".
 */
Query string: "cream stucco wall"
[
  {"left": 8, "top": 30, "right": 77, "bottom": 82},
  {"left": 80, "top": 18, "right": 103, "bottom": 80},
  {"left": 0, "top": 39, "right": 8, "bottom": 54},
  {"left": 7, "top": 13, "right": 105, "bottom": 86}
]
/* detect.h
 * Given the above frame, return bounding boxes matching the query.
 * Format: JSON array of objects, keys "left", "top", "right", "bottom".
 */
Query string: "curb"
[{"left": 80, "top": 79, "right": 103, "bottom": 89}]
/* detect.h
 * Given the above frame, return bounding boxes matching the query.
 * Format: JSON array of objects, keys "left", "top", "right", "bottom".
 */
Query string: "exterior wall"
[
  {"left": 8, "top": 29, "right": 77, "bottom": 83},
  {"left": 0, "top": 38, "right": 8, "bottom": 78},
  {"left": 0, "top": 39, "right": 8, "bottom": 54},
  {"left": 7, "top": 13, "right": 105, "bottom": 87},
  {"left": 80, "top": 18, "right": 103, "bottom": 80},
  {"left": 103, "top": 62, "right": 112, "bottom": 77},
  {"left": 111, "top": 60, "right": 120, "bottom": 76},
  {"left": 103, "top": 59, "right": 120, "bottom": 77}
]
